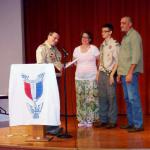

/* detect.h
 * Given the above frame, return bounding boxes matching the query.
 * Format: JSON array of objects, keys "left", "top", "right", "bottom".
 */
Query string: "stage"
[{"left": 0, "top": 115, "right": 150, "bottom": 150}]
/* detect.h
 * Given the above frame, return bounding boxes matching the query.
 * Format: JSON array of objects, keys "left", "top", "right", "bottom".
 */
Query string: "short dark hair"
[
  {"left": 81, "top": 31, "right": 93, "bottom": 43},
  {"left": 102, "top": 23, "right": 114, "bottom": 31}
]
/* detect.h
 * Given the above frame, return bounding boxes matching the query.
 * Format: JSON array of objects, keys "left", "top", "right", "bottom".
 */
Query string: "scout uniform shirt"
[
  {"left": 36, "top": 41, "right": 63, "bottom": 71},
  {"left": 99, "top": 38, "right": 119, "bottom": 75}
]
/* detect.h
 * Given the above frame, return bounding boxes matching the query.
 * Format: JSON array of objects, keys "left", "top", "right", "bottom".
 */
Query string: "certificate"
[{"left": 65, "top": 58, "right": 79, "bottom": 68}]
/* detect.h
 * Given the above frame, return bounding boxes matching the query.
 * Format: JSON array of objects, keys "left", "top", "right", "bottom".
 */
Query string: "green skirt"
[{"left": 75, "top": 80, "right": 99, "bottom": 123}]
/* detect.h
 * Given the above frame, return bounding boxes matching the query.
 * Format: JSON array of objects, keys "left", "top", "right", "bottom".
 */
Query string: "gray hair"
[{"left": 123, "top": 16, "right": 133, "bottom": 24}]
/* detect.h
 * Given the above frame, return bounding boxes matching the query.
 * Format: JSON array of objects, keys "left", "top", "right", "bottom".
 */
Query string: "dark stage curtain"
[{"left": 23, "top": 0, "right": 150, "bottom": 115}]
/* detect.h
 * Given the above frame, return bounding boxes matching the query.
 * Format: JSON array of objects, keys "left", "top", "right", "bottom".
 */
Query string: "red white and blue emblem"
[{"left": 22, "top": 73, "right": 45, "bottom": 119}]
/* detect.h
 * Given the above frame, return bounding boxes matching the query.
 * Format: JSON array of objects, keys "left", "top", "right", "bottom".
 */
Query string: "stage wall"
[{"left": 23, "top": 0, "right": 149, "bottom": 115}]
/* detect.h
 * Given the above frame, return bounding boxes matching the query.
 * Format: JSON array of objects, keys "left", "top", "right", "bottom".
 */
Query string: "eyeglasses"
[
  {"left": 82, "top": 36, "right": 89, "bottom": 39},
  {"left": 102, "top": 30, "right": 110, "bottom": 33}
]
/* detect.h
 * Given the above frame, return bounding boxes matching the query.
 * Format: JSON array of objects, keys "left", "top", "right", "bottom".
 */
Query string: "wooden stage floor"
[{"left": 0, "top": 115, "right": 150, "bottom": 150}]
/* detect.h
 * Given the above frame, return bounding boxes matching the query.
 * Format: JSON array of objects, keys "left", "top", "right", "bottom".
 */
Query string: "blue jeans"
[{"left": 121, "top": 73, "right": 143, "bottom": 128}]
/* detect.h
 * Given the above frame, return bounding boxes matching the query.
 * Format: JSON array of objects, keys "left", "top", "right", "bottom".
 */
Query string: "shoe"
[
  {"left": 93, "top": 121, "right": 101, "bottom": 126},
  {"left": 46, "top": 127, "right": 63, "bottom": 135},
  {"left": 93, "top": 122, "right": 108, "bottom": 128},
  {"left": 85, "top": 121, "right": 93, "bottom": 127},
  {"left": 120, "top": 124, "right": 134, "bottom": 129},
  {"left": 128, "top": 127, "right": 144, "bottom": 132},
  {"left": 106, "top": 123, "right": 117, "bottom": 129},
  {"left": 78, "top": 122, "right": 86, "bottom": 127}
]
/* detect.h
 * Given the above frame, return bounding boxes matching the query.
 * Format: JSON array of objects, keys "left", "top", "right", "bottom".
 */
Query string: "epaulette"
[
  {"left": 115, "top": 42, "right": 120, "bottom": 46},
  {"left": 40, "top": 43, "right": 50, "bottom": 49},
  {"left": 113, "top": 40, "right": 120, "bottom": 46}
]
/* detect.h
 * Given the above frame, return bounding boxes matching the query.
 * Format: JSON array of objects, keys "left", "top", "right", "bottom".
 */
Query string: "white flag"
[{"left": 9, "top": 64, "right": 60, "bottom": 126}]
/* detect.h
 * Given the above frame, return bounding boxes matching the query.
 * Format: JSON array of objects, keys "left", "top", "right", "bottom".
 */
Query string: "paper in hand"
[{"left": 65, "top": 58, "right": 79, "bottom": 68}]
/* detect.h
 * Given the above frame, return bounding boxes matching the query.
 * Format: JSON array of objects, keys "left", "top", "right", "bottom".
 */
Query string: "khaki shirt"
[
  {"left": 99, "top": 38, "right": 119, "bottom": 73},
  {"left": 36, "top": 41, "right": 63, "bottom": 71},
  {"left": 118, "top": 28, "right": 143, "bottom": 75}
]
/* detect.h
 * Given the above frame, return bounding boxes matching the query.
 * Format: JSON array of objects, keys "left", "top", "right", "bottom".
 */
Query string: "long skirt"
[{"left": 75, "top": 80, "right": 99, "bottom": 123}]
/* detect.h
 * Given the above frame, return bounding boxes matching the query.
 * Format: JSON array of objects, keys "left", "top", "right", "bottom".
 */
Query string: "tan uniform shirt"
[
  {"left": 36, "top": 41, "right": 63, "bottom": 71},
  {"left": 99, "top": 38, "right": 119, "bottom": 74}
]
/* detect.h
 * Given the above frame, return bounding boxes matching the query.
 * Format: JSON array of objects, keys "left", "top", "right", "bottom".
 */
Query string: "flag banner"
[{"left": 9, "top": 64, "right": 60, "bottom": 126}]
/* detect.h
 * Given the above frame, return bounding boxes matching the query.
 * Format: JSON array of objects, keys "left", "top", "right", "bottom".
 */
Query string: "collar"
[
  {"left": 126, "top": 27, "right": 134, "bottom": 36},
  {"left": 102, "top": 38, "right": 115, "bottom": 46},
  {"left": 45, "top": 41, "right": 53, "bottom": 49}
]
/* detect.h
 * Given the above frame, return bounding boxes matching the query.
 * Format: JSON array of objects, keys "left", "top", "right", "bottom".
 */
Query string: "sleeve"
[
  {"left": 130, "top": 33, "right": 142, "bottom": 64},
  {"left": 73, "top": 47, "right": 78, "bottom": 59},
  {"left": 36, "top": 46, "right": 46, "bottom": 64},
  {"left": 99, "top": 45, "right": 103, "bottom": 55},
  {"left": 54, "top": 62, "right": 63, "bottom": 71},
  {"left": 93, "top": 46, "right": 100, "bottom": 57}
]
